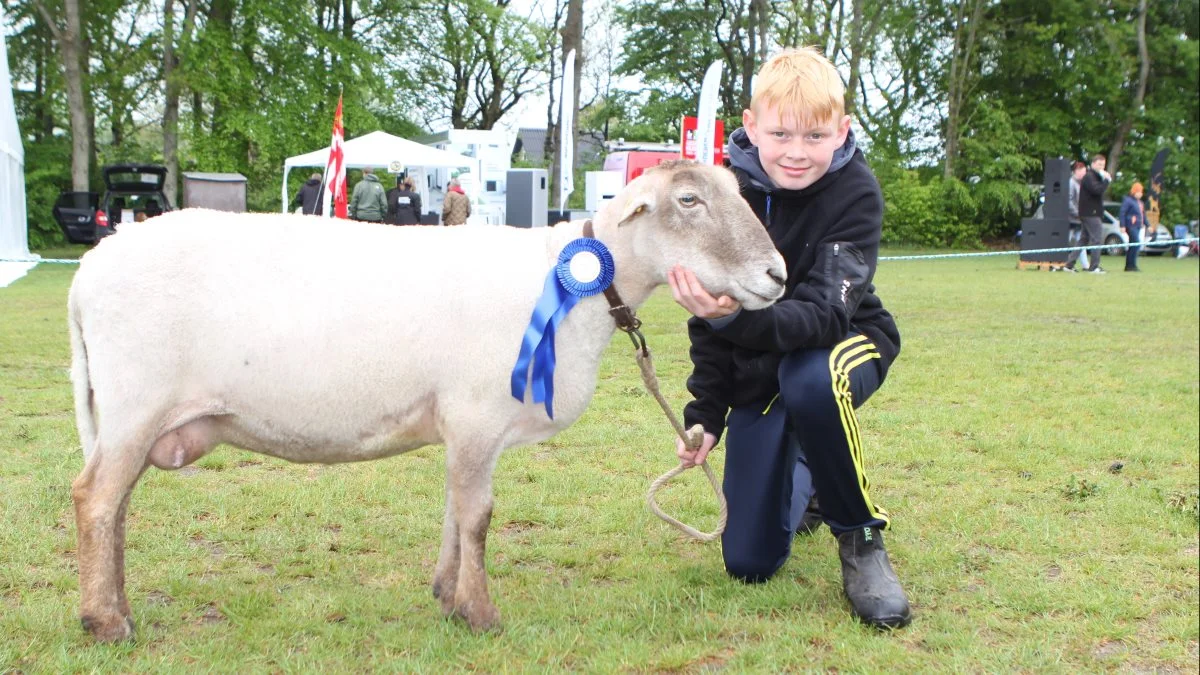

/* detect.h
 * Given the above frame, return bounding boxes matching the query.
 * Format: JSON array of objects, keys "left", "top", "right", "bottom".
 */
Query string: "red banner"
[
  {"left": 325, "top": 96, "right": 348, "bottom": 219},
  {"left": 680, "top": 116, "right": 726, "bottom": 165}
]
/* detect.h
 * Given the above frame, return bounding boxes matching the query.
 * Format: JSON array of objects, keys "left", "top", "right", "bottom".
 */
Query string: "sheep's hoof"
[
  {"left": 81, "top": 613, "right": 136, "bottom": 642},
  {"left": 433, "top": 579, "right": 459, "bottom": 617},
  {"left": 456, "top": 601, "right": 500, "bottom": 633}
]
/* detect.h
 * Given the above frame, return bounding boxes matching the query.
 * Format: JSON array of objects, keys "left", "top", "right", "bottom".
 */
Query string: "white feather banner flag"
[
  {"left": 697, "top": 60, "right": 723, "bottom": 166},
  {"left": 559, "top": 49, "right": 576, "bottom": 213}
]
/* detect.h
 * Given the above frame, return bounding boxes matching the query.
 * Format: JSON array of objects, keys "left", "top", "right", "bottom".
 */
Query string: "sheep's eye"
[{"left": 679, "top": 194, "right": 697, "bottom": 207}]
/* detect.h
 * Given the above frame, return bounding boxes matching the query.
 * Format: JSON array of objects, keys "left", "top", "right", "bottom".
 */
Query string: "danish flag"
[{"left": 323, "top": 96, "right": 348, "bottom": 219}]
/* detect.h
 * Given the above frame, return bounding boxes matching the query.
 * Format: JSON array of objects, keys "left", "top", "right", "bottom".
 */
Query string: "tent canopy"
[
  {"left": 284, "top": 130, "right": 478, "bottom": 170},
  {"left": 1, "top": 7, "right": 33, "bottom": 287},
  {"left": 281, "top": 130, "right": 479, "bottom": 212}
]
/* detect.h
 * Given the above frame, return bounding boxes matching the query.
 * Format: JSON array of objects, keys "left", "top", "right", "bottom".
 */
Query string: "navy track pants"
[{"left": 721, "top": 334, "right": 890, "bottom": 583}]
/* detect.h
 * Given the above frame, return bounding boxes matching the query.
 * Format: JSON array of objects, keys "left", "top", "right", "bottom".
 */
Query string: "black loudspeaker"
[
  {"left": 1043, "top": 157, "right": 1071, "bottom": 220},
  {"left": 1020, "top": 217, "right": 1071, "bottom": 263}
]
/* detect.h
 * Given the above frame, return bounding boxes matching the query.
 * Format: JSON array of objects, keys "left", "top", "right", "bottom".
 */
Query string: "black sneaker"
[
  {"left": 837, "top": 526, "right": 912, "bottom": 629},
  {"left": 796, "top": 497, "right": 824, "bottom": 536}
]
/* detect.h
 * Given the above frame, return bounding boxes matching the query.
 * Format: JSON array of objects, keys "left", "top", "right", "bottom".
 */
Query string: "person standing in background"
[
  {"left": 388, "top": 176, "right": 423, "bottom": 225},
  {"left": 1064, "top": 161, "right": 1086, "bottom": 264},
  {"left": 349, "top": 167, "right": 387, "bottom": 223},
  {"left": 1120, "top": 182, "right": 1146, "bottom": 272},
  {"left": 442, "top": 178, "right": 471, "bottom": 226},
  {"left": 1062, "top": 154, "right": 1111, "bottom": 274},
  {"left": 294, "top": 173, "right": 325, "bottom": 215}
]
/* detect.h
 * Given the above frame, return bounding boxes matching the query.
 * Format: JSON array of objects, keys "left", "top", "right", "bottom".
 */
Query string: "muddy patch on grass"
[
  {"left": 198, "top": 603, "right": 224, "bottom": 625},
  {"left": 1092, "top": 640, "right": 1125, "bottom": 659},
  {"left": 686, "top": 646, "right": 736, "bottom": 672},
  {"left": 499, "top": 520, "right": 544, "bottom": 536},
  {"left": 145, "top": 590, "right": 174, "bottom": 605},
  {"left": 189, "top": 535, "right": 225, "bottom": 558}
]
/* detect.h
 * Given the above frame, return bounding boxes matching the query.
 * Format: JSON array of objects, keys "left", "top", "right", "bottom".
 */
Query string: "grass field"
[{"left": 2, "top": 246, "right": 1197, "bottom": 673}]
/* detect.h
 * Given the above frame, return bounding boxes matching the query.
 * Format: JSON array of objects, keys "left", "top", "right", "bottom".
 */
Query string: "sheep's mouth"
[
  {"left": 745, "top": 289, "right": 779, "bottom": 304},
  {"left": 734, "top": 283, "right": 784, "bottom": 309}
]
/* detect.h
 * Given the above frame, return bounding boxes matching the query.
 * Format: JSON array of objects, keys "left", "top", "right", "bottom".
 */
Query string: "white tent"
[
  {"left": 0, "top": 9, "right": 33, "bottom": 288},
  {"left": 281, "top": 130, "right": 480, "bottom": 214}
]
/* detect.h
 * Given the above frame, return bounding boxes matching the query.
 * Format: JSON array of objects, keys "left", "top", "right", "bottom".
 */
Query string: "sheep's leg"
[
  {"left": 432, "top": 484, "right": 460, "bottom": 616},
  {"left": 445, "top": 441, "right": 501, "bottom": 632},
  {"left": 73, "top": 444, "right": 147, "bottom": 642}
]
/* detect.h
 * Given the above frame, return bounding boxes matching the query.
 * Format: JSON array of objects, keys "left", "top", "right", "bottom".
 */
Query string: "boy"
[{"left": 667, "top": 47, "right": 910, "bottom": 629}]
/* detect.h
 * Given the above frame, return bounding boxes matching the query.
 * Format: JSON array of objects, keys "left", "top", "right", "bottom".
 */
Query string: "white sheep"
[{"left": 67, "top": 160, "right": 786, "bottom": 641}]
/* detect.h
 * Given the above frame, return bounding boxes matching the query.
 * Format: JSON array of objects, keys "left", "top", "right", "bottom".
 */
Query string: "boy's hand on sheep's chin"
[
  {"left": 668, "top": 265, "right": 741, "bottom": 319},
  {"left": 676, "top": 431, "right": 718, "bottom": 468}
]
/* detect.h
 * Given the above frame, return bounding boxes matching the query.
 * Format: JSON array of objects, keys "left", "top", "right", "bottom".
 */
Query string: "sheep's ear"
[{"left": 616, "top": 189, "right": 655, "bottom": 226}]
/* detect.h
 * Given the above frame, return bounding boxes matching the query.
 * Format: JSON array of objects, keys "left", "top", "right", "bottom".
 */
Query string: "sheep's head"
[{"left": 603, "top": 160, "right": 786, "bottom": 310}]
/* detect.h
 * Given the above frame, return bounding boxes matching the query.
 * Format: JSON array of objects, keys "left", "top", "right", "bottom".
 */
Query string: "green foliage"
[
  {"left": 21, "top": 138, "right": 73, "bottom": 249},
  {"left": 874, "top": 164, "right": 980, "bottom": 247}
]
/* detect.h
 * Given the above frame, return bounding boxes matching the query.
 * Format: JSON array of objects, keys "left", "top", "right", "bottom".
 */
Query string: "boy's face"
[
  {"left": 743, "top": 103, "right": 852, "bottom": 191},
  {"left": 1073, "top": 166, "right": 1086, "bottom": 181}
]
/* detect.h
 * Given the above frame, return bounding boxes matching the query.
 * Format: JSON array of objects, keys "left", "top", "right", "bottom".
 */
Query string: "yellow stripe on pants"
[{"left": 828, "top": 336, "right": 889, "bottom": 525}]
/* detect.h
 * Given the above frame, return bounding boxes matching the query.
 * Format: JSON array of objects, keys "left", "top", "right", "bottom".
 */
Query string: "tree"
[
  {"left": 615, "top": 0, "right": 759, "bottom": 140},
  {"left": 942, "top": 0, "right": 986, "bottom": 179},
  {"left": 32, "top": 0, "right": 90, "bottom": 190},
  {"left": 398, "top": 0, "right": 547, "bottom": 131},
  {"left": 1106, "top": 0, "right": 1149, "bottom": 178},
  {"left": 161, "top": 0, "right": 199, "bottom": 206}
]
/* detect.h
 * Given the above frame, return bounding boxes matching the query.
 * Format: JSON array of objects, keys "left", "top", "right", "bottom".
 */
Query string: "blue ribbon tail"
[
  {"left": 511, "top": 270, "right": 563, "bottom": 404},
  {"left": 513, "top": 272, "right": 578, "bottom": 418},
  {"left": 530, "top": 293, "right": 579, "bottom": 419}
]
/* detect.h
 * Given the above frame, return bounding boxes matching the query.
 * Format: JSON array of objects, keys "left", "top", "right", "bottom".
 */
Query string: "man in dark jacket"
[
  {"left": 293, "top": 173, "right": 324, "bottom": 215},
  {"left": 669, "top": 48, "right": 909, "bottom": 630},
  {"left": 1062, "top": 154, "right": 1112, "bottom": 273},
  {"left": 387, "top": 176, "right": 423, "bottom": 225}
]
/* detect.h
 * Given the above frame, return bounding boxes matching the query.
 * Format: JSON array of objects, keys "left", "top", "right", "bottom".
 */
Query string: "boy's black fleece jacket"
[{"left": 682, "top": 148, "right": 901, "bottom": 442}]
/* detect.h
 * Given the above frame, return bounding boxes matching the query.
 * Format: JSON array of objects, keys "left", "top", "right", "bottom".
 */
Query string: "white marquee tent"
[
  {"left": 281, "top": 130, "right": 480, "bottom": 213},
  {"left": 0, "top": 9, "right": 33, "bottom": 288}
]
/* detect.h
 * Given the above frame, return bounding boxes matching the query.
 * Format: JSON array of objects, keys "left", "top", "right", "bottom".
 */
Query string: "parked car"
[
  {"left": 53, "top": 191, "right": 106, "bottom": 244},
  {"left": 53, "top": 164, "right": 173, "bottom": 244},
  {"left": 1099, "top": 201, "right": 1172, "bottom": 256},
  {"left": 1030, "top": 201, "right": 1173, "bottom": 256}
]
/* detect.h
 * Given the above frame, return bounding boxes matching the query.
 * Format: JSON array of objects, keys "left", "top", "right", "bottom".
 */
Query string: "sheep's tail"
[{"left": 68, "top": 290, "right": 98, "bottom": 460}]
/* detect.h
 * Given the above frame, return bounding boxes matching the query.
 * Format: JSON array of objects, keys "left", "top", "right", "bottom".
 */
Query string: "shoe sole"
[{"left": 856, "top": 610, "right": 913, "bottom": 630}]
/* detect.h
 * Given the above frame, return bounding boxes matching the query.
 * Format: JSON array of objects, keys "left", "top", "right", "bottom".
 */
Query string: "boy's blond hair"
[{"left": 750, "top": 47, "right": 845, "bottom": 126}]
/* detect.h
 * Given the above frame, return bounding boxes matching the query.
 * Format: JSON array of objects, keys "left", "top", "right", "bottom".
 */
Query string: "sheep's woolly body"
[{"left": 71, "top": 214, "right": 640, "bottom": 463}]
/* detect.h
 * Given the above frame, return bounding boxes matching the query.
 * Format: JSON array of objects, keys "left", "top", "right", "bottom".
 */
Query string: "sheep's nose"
[{"left": 768, "top": 268, "right": 785, "bottom": 287}]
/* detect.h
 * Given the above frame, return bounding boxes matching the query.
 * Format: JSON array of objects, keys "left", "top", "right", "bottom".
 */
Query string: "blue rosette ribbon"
[{"left": 511, "top": 237, "right": 616, "bottom": 418}]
